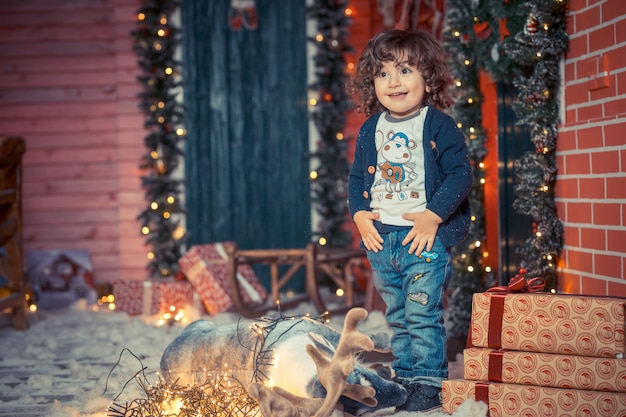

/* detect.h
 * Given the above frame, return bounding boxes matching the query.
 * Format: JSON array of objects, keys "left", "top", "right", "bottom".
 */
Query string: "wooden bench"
[
  {"left": 0, "top": 136, "right": 28, "bottom": 330},
  {"left": 226, "top": 243, "right": 369, "bottom": 318}
]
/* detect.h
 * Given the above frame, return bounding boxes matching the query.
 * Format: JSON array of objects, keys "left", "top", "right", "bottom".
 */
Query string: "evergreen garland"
[
  {"left": 442, "top": 0, "right": 568, "bottom": 336},
  {"left": 306, "top": 0, "right": 354, "bottom": 248},
  {"left": 131, "top": 0, "right": 187, "bottom": 278},
  {"left": 505, "top": 0, "right": 568, "bottom": 288},
  {"left": 442, "top": 0, "right": 494, "bottom": 338}
]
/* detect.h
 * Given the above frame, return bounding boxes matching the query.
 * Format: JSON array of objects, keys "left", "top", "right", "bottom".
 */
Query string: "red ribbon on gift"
[
  {"left": 488, "top": 350, "right": 504, "bottom": 383},
  {"left": 485, "top": 269, "right": 545, "bottom": 294},
  {"left": 484, "top": 270, "right": 545, "bottom": 348},
  {"left": 475, "top": 382, "right": 490, "bottom": 409}
]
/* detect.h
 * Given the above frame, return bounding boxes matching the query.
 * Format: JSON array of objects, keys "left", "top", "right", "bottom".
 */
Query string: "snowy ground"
[{"left": 0, "top": 299, "right": 487, "bottom": 417}]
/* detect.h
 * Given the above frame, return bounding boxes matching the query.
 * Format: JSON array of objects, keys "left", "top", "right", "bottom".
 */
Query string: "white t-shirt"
[{"left": 370, "top": 107, "right": 428, "bottom": 227}]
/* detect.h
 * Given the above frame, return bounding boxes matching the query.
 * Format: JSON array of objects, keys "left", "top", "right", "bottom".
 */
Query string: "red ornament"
[{"left": 473, "top": 21, "right": 492, "bottom": 41}]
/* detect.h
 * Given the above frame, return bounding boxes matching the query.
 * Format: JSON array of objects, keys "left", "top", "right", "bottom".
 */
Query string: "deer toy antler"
[
  {"left": 307, "top": 307, "right": 377, "bottom": 417},
  {"left": 248, "top": 308, "right": 377, "bottom": 417}
]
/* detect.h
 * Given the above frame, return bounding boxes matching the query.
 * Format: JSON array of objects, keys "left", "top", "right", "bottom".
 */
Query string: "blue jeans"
[{"left": 366, "top": 230, "right": 452, "bottom": 387}]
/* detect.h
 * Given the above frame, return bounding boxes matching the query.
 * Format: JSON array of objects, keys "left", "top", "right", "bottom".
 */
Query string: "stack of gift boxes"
[
  {"left": 114, "top": 242, "right": 268, "bottom": 316},
  {"left": 442, "top": 289, "right": 626, "bottom": 417}
]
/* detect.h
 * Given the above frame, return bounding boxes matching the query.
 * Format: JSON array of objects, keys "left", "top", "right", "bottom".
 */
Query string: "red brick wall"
[
  {"left": 0, "top": 0, "right": 148, "bottom": 284},
  {"left": 558, "top": 0, "right": 626, "bottom": 296}
]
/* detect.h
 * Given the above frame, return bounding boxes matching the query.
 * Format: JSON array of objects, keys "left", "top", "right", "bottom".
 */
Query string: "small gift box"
[
  {"left": 470, "top": 283, "right": 626, "bottom": 357},
  {"left": 442, "top": 379, "right": 626, "bottom": 417},
  {"left": 464, "top": 347, "right": 626, "bottom": 392},
  {"left": 113, "top": 279, "right": 195, "bottom": 316},
  {"left": 178, "top": 242, "right": 268, "bottom": 315}
]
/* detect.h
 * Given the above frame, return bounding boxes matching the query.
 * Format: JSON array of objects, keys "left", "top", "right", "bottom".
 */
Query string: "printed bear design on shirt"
[{"left": 376, "top": 130, "right": 418, "bottom": 194}]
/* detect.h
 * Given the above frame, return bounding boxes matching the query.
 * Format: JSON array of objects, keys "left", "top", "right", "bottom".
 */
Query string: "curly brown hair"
[{"left": 347, "top": 29, "right": 453, "bottom": 117}]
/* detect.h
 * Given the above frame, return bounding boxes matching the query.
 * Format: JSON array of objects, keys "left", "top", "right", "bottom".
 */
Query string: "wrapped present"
[
  {"left": 113, "top": 279, "right": 195, "bottom": 316},
  {"left": 179, "top": 242, "right": 268, "bottom": 315},
  {"left": 464, "top": 347, "right": 626, "bottom": 392},
  {"left": 470, "top": 291, "right": 626, "bottom": 357},
  {"left": 442, "top": 379, "right": 626, "bottom": 417}
]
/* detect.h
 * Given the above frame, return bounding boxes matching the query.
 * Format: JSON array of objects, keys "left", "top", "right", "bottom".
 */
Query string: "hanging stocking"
[
  {"left": 229, "top": 0, "right": 258, "bottom": 31},
  {"left": 396, "top": 0, "right": 413, "bottom": 30},
  {"left": 377, "top": 0, "right": 397, "bottom": 28}
]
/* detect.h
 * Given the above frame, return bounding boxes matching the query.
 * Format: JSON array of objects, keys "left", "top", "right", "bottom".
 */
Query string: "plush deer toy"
[{"left": 160, "top": 308, "right": 408, "bottom": 417}]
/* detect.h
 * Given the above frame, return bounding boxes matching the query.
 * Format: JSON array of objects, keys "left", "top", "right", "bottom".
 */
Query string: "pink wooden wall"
[
  {"left": 1, "top": 0, "right": 624, "bottom": 296},
  {"left": 0, "top": 0, "right": 148, "bottom": 283},
  {"left": 558, "top": 0, "right": 626, "bottom": 296}
]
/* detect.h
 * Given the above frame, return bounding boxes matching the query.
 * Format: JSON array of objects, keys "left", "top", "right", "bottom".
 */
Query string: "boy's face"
[{"left": 374, "top": 59, "right": 431, "bottom": 119}]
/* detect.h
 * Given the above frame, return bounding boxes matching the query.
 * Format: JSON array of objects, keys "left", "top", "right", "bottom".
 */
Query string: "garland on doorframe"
[
  {"left": 306, "top": 0, "right": 354, "bottom": 248},
  {"left": 442, "top": 0, "right": 568, "bottom": 336},
  {"left": 131, "top": 0, "right": 187, "bottom": 278}
]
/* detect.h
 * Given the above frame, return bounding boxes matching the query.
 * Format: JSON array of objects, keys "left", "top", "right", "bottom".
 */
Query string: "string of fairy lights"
[
  {"left": 443, "top": 0, "right": 568, "bottom": 337},
  {"left": 106, "top": 312, "right": 328, "bottom": 417}
]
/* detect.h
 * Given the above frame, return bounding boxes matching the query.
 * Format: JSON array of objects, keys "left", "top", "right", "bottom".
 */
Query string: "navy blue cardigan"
[{"left": 348, "top": 108, "right": 473, "bottom": 248}]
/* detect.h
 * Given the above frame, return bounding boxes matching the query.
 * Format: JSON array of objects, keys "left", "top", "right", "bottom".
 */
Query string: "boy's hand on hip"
[
  {"left": 354, "top": 210, "right": 383, "bottom": 252},
  {"left": 401, "top": 209, "right": 442, "bottom": 255}
]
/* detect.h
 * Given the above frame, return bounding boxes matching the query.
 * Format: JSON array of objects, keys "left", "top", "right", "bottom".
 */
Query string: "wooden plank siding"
[{"left": 0, "top": 0, "right": 148, "bottom": 284}]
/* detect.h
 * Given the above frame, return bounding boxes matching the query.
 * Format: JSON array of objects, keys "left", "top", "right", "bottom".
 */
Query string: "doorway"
[{"left": 497, "top": 83, "right": 534, "bottom": 280}]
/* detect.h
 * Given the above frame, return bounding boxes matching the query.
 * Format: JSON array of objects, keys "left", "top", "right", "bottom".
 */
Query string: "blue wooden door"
[{"left": 181, "top": 0, "right": 311, "bottom": 254}]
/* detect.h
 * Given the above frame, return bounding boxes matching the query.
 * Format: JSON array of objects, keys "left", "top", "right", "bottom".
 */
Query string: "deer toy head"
[{"left": 160, "top": 307, "right": 407, "bottom": 417}]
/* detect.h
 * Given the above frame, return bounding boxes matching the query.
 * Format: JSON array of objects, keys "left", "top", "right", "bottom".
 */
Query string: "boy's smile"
[{"left": 374, "top": 60, "right": 430, "bottom": 118}]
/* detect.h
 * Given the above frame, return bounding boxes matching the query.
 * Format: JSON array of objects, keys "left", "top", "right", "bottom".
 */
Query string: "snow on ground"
[{"left": 0, "top": 299, "right": 486, "bottom": 417}]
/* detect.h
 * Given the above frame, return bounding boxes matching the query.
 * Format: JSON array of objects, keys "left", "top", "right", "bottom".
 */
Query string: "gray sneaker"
[{"left": 396, "top": 381, "right": 442, "bottom": 413}]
